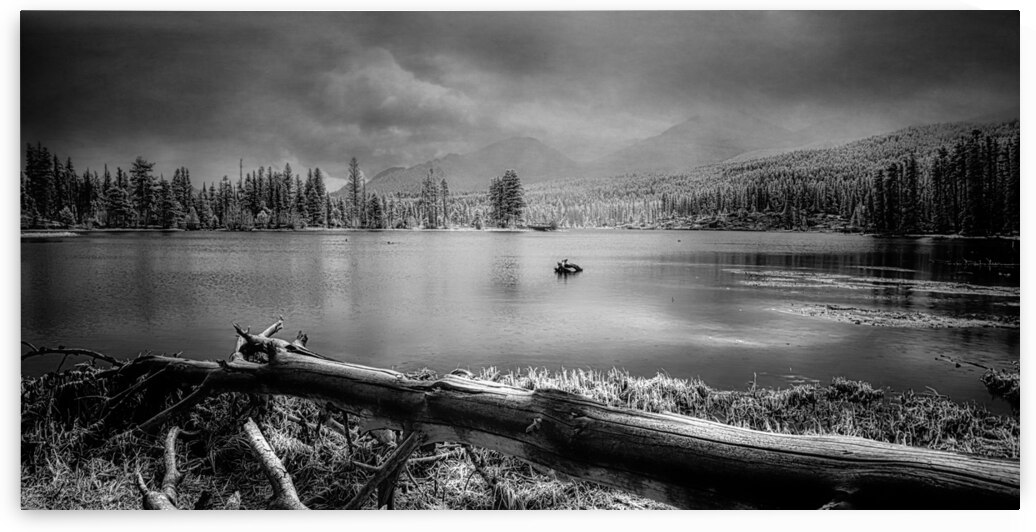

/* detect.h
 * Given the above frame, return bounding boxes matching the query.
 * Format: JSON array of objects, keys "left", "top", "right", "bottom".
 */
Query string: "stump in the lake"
[
  {"left": 554, "top": 258, "right": 583, "bottom": 274},
  {"left": 23, "top": 319, "right": 1020, "bottom": 510}
]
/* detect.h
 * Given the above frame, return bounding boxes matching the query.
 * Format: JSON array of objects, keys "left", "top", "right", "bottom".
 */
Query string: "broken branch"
[
  {"left": 242, "top": 417, "right": 308, "bottom": 510},
  {"left": 344, "top": 431, "right": 426, "bottom": 510},
  {"left": 137, "top": 426, "right": 187, "bottom": 510}
]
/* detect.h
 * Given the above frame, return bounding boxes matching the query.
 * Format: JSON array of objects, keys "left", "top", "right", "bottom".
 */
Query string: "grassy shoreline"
[{"left": 20, "top": 365, "right": 1019, "bottom": 510}]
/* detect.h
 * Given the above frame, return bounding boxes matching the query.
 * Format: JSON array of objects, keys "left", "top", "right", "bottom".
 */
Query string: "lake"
[{"left": 21, "top": 230, "right": 1019, "bottom": 411}]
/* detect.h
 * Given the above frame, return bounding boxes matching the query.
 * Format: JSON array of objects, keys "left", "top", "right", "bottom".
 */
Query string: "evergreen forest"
[{"left": 20, "top": 120, "right": 1018, "bottom": 236}]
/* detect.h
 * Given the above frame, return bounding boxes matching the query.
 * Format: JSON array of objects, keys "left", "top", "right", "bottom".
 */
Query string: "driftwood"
[
  {"left": 135, "top": 426, "right": 242, "bottom": 510},
  {"left": 136, "top": 427, "right": 187, "bottom": 510},
  {"left": 242, "top": 417, "right": 308, "bottom": 510},
  {"left": 79, "top": 320, "right": 1019, "bottom": 510}
]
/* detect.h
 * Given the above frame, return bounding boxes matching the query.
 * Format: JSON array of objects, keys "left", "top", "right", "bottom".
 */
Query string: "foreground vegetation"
[{"left": 21, "top": 363, "right": 1018, "bottom": 510}]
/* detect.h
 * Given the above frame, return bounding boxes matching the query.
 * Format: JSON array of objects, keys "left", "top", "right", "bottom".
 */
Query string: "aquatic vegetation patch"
[
  {"left": 20, "top": 231, "right": 78, "bottom": 239},
  {"left": 783, "top": 304, "right": 1019, "bottom": 329},
  {"left": 726, "top": 268, "right": 1019, "bottom": 298},
  {"left": 981, "top": 369, "right": 1020, "bottom": 411},
  {"left": 853, "top": 266, "right": 918, "bottom": 273}
]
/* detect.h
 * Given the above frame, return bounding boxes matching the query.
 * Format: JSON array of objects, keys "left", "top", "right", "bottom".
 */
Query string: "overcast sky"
[{"left": 21, "top": 11, "right": 1019, "bottom": 190}]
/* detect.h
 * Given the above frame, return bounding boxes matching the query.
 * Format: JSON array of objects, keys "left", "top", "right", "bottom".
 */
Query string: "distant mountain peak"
[
  {"left": 365, "top": 136, "right": 579, "bottom": 194},
  {"left": 588, "top": 110, "right": 797, "bottom": 175}
]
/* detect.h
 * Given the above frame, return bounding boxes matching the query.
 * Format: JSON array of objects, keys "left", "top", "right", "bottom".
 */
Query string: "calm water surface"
[{"left": 21, "top": 230, "right": 1020, "bottom": 410}]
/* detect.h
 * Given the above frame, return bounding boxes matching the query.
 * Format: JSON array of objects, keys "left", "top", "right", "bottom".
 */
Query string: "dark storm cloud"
[{"left": 21, "top": 11, "right": 1018, "bottom": 187}]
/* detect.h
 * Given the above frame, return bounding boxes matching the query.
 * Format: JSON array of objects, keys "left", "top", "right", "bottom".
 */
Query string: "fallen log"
[{"left": 100, "top": 325, "right": 1018, "bottom": 510}]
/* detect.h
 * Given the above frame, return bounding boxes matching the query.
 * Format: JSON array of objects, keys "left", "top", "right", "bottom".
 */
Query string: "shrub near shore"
[{"left": 21, "top": 365, "right": 1018, "bottom": 510}]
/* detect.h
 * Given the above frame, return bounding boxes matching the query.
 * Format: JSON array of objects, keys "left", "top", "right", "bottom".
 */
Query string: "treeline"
[
  {"left": 22, "top": 120, "right": 1018, "bottom": 235},
  {"left": 19, "top": 147, "right": 468, "bottom": 231},
  {"left": 20, "top": 145, "right": 346, "bottom": 230},
  {"left": 512, "top": 120, "right": 1019, "bottom": 235}
]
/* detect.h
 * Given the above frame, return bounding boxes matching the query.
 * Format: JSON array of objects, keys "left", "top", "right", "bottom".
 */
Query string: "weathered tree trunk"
[{"left": 104, "top": 327, "right": 1019, "bottom": 510}]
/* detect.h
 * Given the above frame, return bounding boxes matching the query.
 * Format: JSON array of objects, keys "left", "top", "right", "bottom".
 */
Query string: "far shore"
[{"left": 21, "top": 226, "right": 1020, "bottom": 240}]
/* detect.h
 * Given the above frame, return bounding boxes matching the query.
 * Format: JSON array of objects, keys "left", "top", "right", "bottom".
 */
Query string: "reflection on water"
[{"left": 21, "top": 230, "right": 1019, "bottom": 411}]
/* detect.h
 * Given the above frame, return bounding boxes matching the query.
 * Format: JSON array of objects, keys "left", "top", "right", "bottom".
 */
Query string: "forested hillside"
[{"left": 511, "top": 120, "right": 1019, "bottom": 235}]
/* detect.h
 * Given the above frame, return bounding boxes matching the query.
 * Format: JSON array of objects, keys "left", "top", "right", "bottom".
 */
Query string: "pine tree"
[
  {"left": 198, "top": 186, "right": 216, "bottom": 229},
  {"left": 77, "top": 169, "right": 94, "bottom": 225},
  {"left": 25, "top": 143, "right": 55, "bottom": 224},
  {"left": 181, "top": 167, "right": 194, "bottom": 211},
  {"left": 500, "top": 169, "right": 525, "bottom": 227},
  {"left": 420, "top": 169, "right": 439, "bottom": 228},
  {"left": 901, "top": 155, "right": 918, "bottom": 234},
  {"left": 20, "top": 169, "right": 31, "bottom": 225},
  {"left": 872, "top": 169, "right": 886, "bottom": 233},
  {"left": 314, "top": 168, "right": 327, "bottom": 226},
  {"left": 348, "top": 157, "right": 362, "bottom": 227},
  {"left": 129, "top": 156, "right": 157, "bottom": 227},
  {"left": 962, "top": 130, "right": 984, "bottom": 235},
  {"left": 1005, "top": 136, "right": 1020, "bottom": 234},
  {"left": 983, "top": 136, "right": 1000, "bottom": 235},
  {"left": 63, "top": 157, "right": 78, "bottom": 221},
  {"left": 104, "top": 181, "right": 133, "bottom": 228},
  {"left": 367, "top": 194, "right": 384, "bottom": 229},
  {"left": 440, "top": 178, "right": 450, "bottom": 228},
  {"left": 303, "top": 168, "right": 323, "bottom": 226},
  {"left": 157, "top": 178, "right": 184, "bottom": 229},
  {"left": 489, "top": 177, "right": 503, "bottom": 226},
  {"left": 293, "top": 174, "right": 308, "bottom": 227},
  {"left": 51, "top": 155, "right": 67, "bottom": 222}
]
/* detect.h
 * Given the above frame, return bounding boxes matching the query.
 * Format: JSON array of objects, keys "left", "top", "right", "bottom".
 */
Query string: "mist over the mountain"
[{"left": 357, "top": 108, "right": 935, "bottom": 193}]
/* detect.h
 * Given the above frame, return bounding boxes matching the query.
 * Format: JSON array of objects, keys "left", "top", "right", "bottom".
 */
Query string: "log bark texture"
[{"left": 109, "top": 339, "right": 1019, "bottom": 510}]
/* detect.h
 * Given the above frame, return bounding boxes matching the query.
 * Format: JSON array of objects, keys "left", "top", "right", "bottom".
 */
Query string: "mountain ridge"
[
  {"left": 351, "top": 110, "right": 1005, "bottom": 195},
  {"left": 353, "top": 136, "right": 580, "bottom": 194}
]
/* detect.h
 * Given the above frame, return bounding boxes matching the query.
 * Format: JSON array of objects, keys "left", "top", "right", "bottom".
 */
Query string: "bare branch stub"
[{"left": 260, "top": 317, "right": 284, "bottom": 339}]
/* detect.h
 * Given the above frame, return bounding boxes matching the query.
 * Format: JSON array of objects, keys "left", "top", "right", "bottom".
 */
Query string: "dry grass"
[{"left": 21, "top": 365, "right": 1019, "bottom": 510}]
